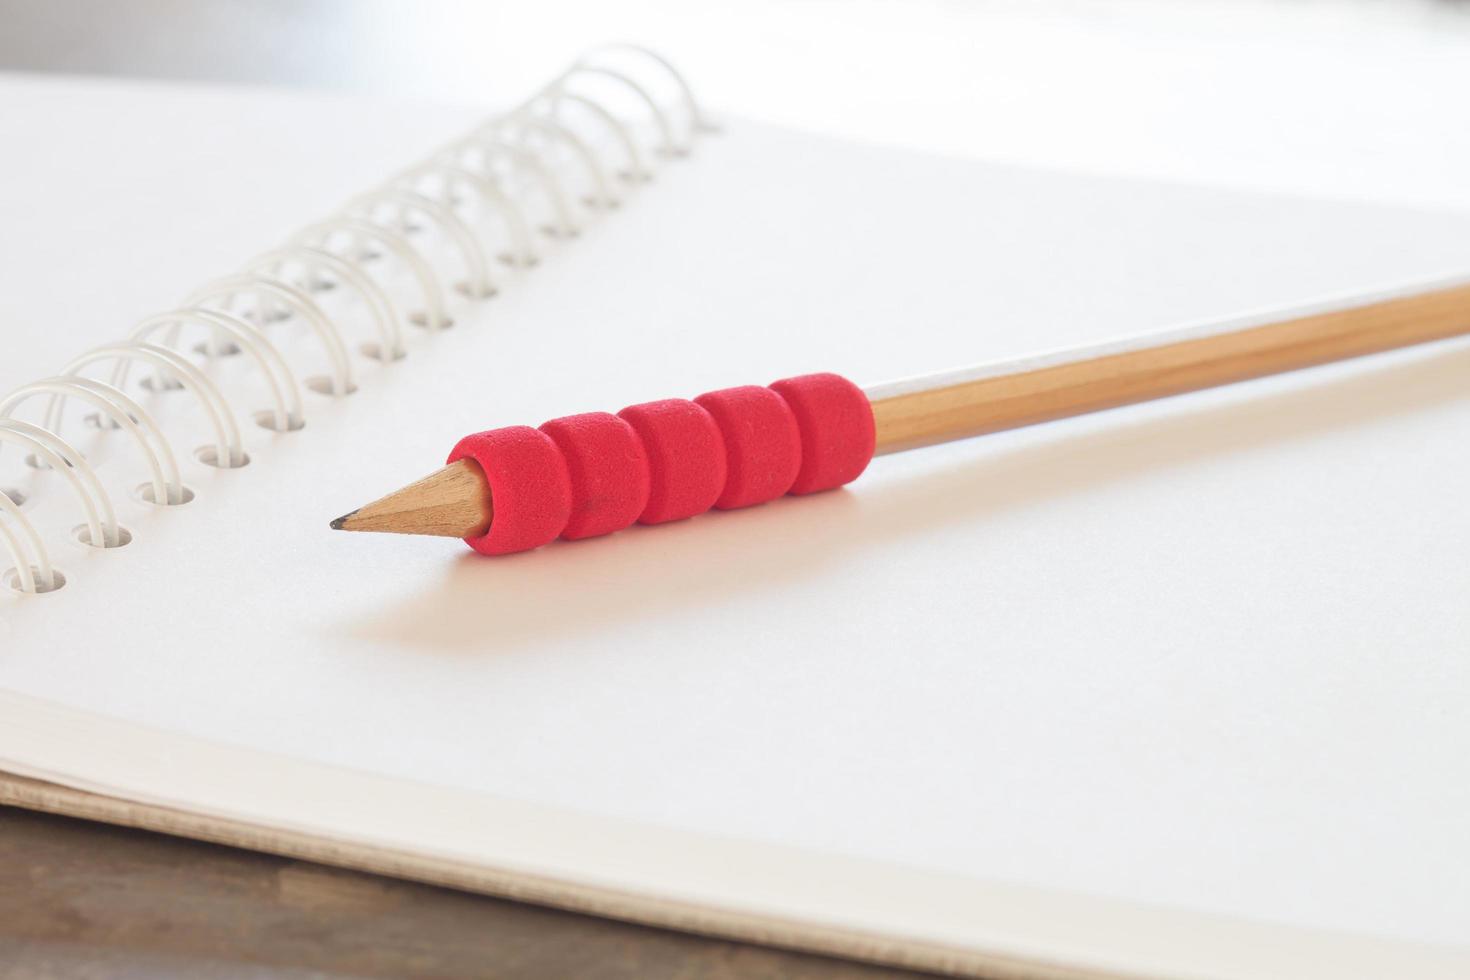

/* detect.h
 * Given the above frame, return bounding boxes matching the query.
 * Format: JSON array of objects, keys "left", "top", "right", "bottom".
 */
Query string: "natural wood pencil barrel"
[
  {"left": 334, "top": 277, "right": 1470, "bottom": 542},
  {"left": 867, "top": 279, "right": 1470, "bottom": 454}
]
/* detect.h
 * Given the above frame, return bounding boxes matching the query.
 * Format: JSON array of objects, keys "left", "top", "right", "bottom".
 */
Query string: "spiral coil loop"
[
  {"left": 132, "top": 309, "right": 306, "bottom": 432},
  {"left": 0, "top": 46, "right": 708, "bottom": 596},
  {"left": 0, "top": 485, "right": 56, "bottom": 593},
  {"left": 10, "top": 378, "right": 184, "bottom": 507},
  {"left": 450, "top": 136, "right": 579, "bottom": 238},
  {"left": 576, "top": 43, "right": 713, "bottom": 142},
  {"left": 246, "top": 248, "right": 405, "bottom": 364},
  {"left": 0, "top": 419, "right": 121, "bottom": 550}
]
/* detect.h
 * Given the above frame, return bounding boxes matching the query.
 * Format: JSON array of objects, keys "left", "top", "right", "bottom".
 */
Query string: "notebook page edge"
[{"left": 2, "top": 690, "right": 1467, "bottom": 980}]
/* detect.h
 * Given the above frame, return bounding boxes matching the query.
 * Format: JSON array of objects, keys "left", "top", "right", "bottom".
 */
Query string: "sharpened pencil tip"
[{"left": 325, "top": 460, "right": 492, "bottom": 539}]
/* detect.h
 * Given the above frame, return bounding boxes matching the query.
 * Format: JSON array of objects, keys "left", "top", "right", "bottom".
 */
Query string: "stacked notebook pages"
[{"left": 2, "top": 47, "right": 1469, "bottom": 980}]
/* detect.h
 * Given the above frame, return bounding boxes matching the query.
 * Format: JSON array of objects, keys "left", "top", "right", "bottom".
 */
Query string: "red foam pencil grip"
[
  {"left": 448, "top": 373, "right": 875, "bottom": 556},
  {"left": 617, "top": 398, "right": 727, "bottom": 524},
  {"left": 693, "top": 386, "right": 803, "bottom": 510},
  {"left": 538, "top": 412, "right": 651, "bottom": 541},
  {"left": 446, "top": 426, "right": 572, "bottom": 557}
]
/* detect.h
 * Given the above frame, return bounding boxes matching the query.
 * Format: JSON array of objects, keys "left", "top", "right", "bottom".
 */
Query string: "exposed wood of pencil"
[
  {"left": 332, "top": 280, "right": 1470, "bottom": 538},
  {"left": 870, "top": 280, "right": 1470, "bottom": 454},
  {"left": 331, "top": 458, "right": 491, "bottom": 537}
]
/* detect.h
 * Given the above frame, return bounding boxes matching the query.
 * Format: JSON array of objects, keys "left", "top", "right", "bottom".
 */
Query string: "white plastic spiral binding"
[{"left": 0, "top": 46, "right": 708, "bottom": 595}]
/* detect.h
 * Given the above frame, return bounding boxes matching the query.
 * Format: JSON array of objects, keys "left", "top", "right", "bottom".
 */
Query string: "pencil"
[{"left": 332, "top": 277, "right": 1470, "bottom": 551}]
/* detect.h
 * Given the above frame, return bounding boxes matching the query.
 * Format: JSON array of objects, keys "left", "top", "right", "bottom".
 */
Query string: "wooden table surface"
[{"left": 0, "top": 806, "right": 938, "bottom": 979}]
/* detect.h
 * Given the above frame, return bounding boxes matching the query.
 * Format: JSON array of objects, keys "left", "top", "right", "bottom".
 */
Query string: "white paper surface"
[{"left": 1, "top": 73, "right": 1468, "bottom": 957}]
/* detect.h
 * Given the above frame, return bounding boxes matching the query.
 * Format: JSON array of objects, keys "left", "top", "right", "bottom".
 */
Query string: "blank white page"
[{"left": 2, "top": 73, "right": 1469, "bottom": 968}]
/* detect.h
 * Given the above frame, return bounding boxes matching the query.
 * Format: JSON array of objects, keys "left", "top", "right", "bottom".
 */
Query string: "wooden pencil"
[{"left": 333, "top": 277, "right": 1470, "bottom": 541}]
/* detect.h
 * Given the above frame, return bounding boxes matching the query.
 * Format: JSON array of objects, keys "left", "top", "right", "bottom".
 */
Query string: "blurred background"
[{"left": 2, "top": 0, "right": 1470, "bottom": 212}]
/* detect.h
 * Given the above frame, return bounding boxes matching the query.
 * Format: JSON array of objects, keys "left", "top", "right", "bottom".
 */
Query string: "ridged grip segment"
[
  {"left": 539, "top": 412, "right": 651, "bottom": 540},
  {"left": 769, "top": 373, "right": 876, "bottom": 493},
  {"left": 447, "top": 426, "right": 572, "bottom": 556},
  {"left": 693, "top": 386, "right": 802, "bottom": 510},
  {"left": 452, "top": 373, "right": 875, "bottom": 554},
  {"left": 616, "top": 399, "right": 727, "bottom": 524}
]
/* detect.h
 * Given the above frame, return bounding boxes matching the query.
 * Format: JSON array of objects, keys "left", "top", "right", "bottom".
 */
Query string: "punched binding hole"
[
  {"left": 135, "top": 483, "right": 196, "bottom": 506},
  {"left": 0, "top": 487, "right": 23, "bottom": 507},
  {"left": 253, "top": 410, "right": 307, "bottom": 433},
  {"left": 84, "top": 412, "right": 124, "bottom": 430},
  {"left": 139, "top": 374, "right": 186, "bottom": 393},
  {"left": 409, "top": 312, "right": 454, "bottom": 330},
  {"left": 303, "top": 376, "right": 360, "bottom": 397},
  {"left": 4, "top": 566, "right": 65, "bottom": 595},
  {"left": 191, "top": 340, "right": 244, "bottom": 358},
  {"left": 72, "top": 525, "right": 133, "bottom": 549},
  {"left": 456, "top": 281, "right": 497, "bottom": 300},
  {"left": 194, "top": 446, "right": 252, "bottom": 468},
  {"left": 24, "top": 453, "right": 78, "bottom": 470},
  {"left": 357, "top": 342, "right": 407, "bottom": 363}
]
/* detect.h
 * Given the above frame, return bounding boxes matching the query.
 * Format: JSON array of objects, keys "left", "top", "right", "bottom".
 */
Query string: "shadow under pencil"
[{"left": 337, "top": 342, "right": 1470, "bottom": 654}]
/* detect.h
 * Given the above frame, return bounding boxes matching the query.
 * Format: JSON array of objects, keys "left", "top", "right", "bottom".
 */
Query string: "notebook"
[{"left": 2, "top": 50, "right": 1469, "bottom": 979}]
